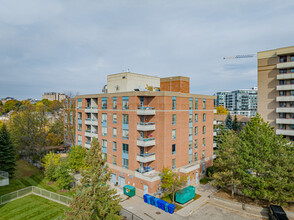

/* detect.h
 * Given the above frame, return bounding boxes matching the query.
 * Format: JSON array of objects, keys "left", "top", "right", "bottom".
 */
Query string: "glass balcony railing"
[
  {"left": 136, "top": 167, "right": 155, "bottom": 174},
  {"left": 137, "top": 152, "right": 155, "bottom": 157},
  {"left": 138, "top": 106, "right": 155, "bottom": 110},
  {"left": 137, "top": 137, "right": 155, "bottom": 141},
  {"left": 137, "top": 122, "right": 155, "bottom": 126}
]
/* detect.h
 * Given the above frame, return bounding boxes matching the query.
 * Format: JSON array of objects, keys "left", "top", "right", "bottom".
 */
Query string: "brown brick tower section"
[{"left": 160, "top": 76, "right": 190, "bottom": 93}]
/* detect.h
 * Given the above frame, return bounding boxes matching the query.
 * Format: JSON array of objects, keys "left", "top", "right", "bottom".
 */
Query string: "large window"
[
  {"left": 122, "top": 96, "right": 129, "bottom": 110},
  {"left": 122, "top": 143, "right": 129, "bottom": 154},
  {"left": 203, "top": 99, "right": 206, "bottom": 110},
  {"left": 203, "top": 113, "right": 206, "bottom": 122},
  {"left": 194, "top": 152, "right": 198, "bottom": 162},
  {"left": 203, "top": 138, "right": 206, "bottom": 147},
  {"left": 189, "top": 141, "right": 193, "bottom": 149},
  {"left": 279, "top": 91, "right": 287, "bottom": 96},
  {"left": 113, "top": 114, "right": 117, "bottom": 124},
  {"left": 189, "top": 154, "right": 193, "bottom": 164},
  {"left": 195, "top": 127, "right": 198, "bottom": 136},
  {"left": 77, "top": 98, "right": 82, "bottom": 109},
  {"left": 203, "top": 150, "right": 206, "bottom": 159},
  {"left": 122, "top": 114, "right": 129, "bottom": 124},
  {"left": 113, "top": 97, "right": 117, "bottom": 109},
  {"left": 102, "top": 113, "right": 107, "bottom": 123},
  {"left": 291, "top": 55, "right": 294, "bottom": 62},
  {"left": 279, "top": 69, "right": 287, "bottom": 74},
  {"left": 113, "top": 141, "right": 117, "bottom": 152},
  {"left": 113, "top": 155, "right": 117, "bottom": 165},
  {"left": 189, "top": 114, "right": 193, "bottom": 123},
  {"left": 102, "top": 97, "right": 107, "bottom": 109},
  {"left": 102, "top": 139, "right": 107, "bottom": 148},
  {"left": 195, "top": 98, "right": 198, "bottom": 110},
  {"left": 279, "top": 102, "right": 287, "bottom": 107},
  {"left": 279, "top": 113, "right": 286, "bottom": 118},
  {"left": 113, "top": 128, "right": 117, "bottom": 138},
  {"left": 78, "top": 124, "right": 82, "bottom": 131},
  {"left": 195, "top": 114, "right": 198, "bottom": 123},
  {"left": 279, "top": 80, "right": 286, "bottom": 85},
  {"left": 172, "top": 114, "right": 176, "bottom": 125},
  {"left": 77, "top": 112, "right": 82, "bottom": 120},
  {"left": 122, "top": 158, "right": 129, "bottom": 169},
  {"left": 172, "top": 97, "right": 176, "bottom": 110},
  {"left": 172, "top": 129, "right": 176, "bottom": 140},
  {"left": 203, "top": 126, "right": 206, "bottom": 134},
  {"left": 122, "top": 129, "right": 129, "bottom": 139},
  {"left": 280, "top": 56, "right": 287, "bottom": 63},
  {"left": 172, "top": 159, "right": 176, "bottom": 169},
  {"left": 189, "top": 99, "right": 193, "bottom": 110},
  {"left": 189, "top": 127, "right": 193, "bottom": 136},
  {"left": 172, "top": 144, "right": 176, "bottom": 155},
  {"left": 194, "top": 139, "right": 198, "bottom": 149},
  {"left": 102, "top": 127, "right": 107, "bottom": 136}
]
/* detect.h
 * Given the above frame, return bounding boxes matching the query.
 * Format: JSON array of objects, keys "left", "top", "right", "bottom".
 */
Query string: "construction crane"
[{"left": 223, "top": 54, "right": 257, "bottom": 59}]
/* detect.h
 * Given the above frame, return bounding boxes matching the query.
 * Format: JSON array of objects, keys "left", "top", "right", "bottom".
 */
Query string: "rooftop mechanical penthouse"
[{"left": 74, "top": 72, "right": 215, "bottom": 195}]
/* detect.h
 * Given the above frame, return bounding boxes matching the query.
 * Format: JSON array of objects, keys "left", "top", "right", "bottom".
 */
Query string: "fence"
[
  {"left": 120, "top": 208, "right": 143, "bottom": 220},
  {"left": 0, "top": 186, "right": 72, "bottom": 206},
  {"left": 0, "top": 170, "right": 9, "bottom": 186}
]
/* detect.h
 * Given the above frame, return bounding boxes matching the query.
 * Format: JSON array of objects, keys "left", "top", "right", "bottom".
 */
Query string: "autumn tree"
[
  {"left": 63, "top": 94, "right": 76, "bottom": 147},
  {"left": 68, "top": 145, "right": 87, "bottom": 173},
  {"left": 159, "top": 167, "right": 187, "bottom": 204},
  {"left": 66, "top": 138, "right": 121, "bottom": 219},
  {"left": 216, "top": 105, "right": 229, "bottom": 115}
]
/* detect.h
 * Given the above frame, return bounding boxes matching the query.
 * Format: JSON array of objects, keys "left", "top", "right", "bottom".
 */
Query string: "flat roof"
[
  {"left": 107, "top": 71, "right": 160, "bottom": 78},
  {"left": 160, "top": 76, "right": 190, "bottom": 82},
  {"left": 258, "top": 45, "right": 294, "bottom": 59}
]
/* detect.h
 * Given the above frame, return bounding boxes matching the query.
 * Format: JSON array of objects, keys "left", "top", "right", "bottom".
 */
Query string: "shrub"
[{"left": 206, "top": 165, "right": 215, "bottom": 177}]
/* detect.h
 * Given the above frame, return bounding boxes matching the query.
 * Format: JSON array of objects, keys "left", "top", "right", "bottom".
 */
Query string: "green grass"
[
  {"left": 200, "top": 177, "right": 213, "bottom": 184},
  {"left": 0, "top": 160, "right": 73, "bottom": 197},
  {"left": 0, "top": 194, "right": 69, "bottom": 220}
]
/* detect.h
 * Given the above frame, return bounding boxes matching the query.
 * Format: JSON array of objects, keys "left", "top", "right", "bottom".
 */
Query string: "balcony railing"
[
  {"left": 91, "top": 106, "right": 98, "bottom": 109},
  {"left": 137, "top": 106, "right": 155, "bottom": 115},
  {"left": 137, "top": 137, "right": 155, "bottom": 147},
  {"left": 86, "top": 118, "right": 91, "bottom": 121},
  {"left": 137, "top": 137, "right": 155, "bottom": 141},
  {"left": 137, "top": 152, "right": 155, "bottom": 157},
  {"left": 136, "top": 167, "right": 155, "bottom": 174},
  {"left": 92, "top": 118, "right": 98, "bottom": 121},
  {"left": 137, "top": 122, "right": 156, "bottom": 131},
  {"left": 137, "top": 122, "right": 155, "bottom": 126}
]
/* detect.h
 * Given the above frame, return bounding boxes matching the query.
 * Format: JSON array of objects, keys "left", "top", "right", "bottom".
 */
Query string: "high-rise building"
[
  {"left": 258, "top": 46, "right": 294, "bottom": 141},
  {"left": 214, "top": 88, "right": 257, "bottom": 117},
  {"left": 74, "top": 72, "right": 215, "bottom": 195}
]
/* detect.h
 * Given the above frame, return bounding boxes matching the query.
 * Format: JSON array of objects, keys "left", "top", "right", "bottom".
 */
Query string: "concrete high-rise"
[{"left": 258, "top": 46, "right": 294, "bottom": 141}]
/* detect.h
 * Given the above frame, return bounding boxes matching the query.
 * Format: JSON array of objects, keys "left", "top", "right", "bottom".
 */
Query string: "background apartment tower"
[
  {"left": 258, "top": 46, "right": 294, "bottom": 141},
  {"left": 74, "top": 72, "right": 215, "bottom": 195}
]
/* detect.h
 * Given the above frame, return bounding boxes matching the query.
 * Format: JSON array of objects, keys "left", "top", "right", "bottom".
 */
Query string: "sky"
[{"left": 1, "top": 0, "right": 294, "bottom": 100}]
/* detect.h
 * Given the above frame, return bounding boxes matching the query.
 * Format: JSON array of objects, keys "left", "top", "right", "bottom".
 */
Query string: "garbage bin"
[
  {"left": 146, "top": 195, "right": 152, "bottom": 204},
  {"left": 123, "top": 185, "right": 135, "bottom": 197},
  {"left": 164, "top": 202, "right": 169, "bottom": 212},
  {"left": 143, "top": 194, "right": 148, "bottom": 203},
  {"left": 150, "top": 196, "right": 155, "bottom": 206},
  {"left": 154, "top": 198, "right": 160, "bottom": 207},
  {"left": 168, "top": 203, "right": 176, "bottom": 214},
  {"left": 160, "top": 200, "right": 167, "bottom": 211},
  {"left": 157, "top": 199, "right": 163, "bottom": 209}
]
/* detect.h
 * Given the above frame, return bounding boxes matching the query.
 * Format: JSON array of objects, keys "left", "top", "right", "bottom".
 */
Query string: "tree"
[
  {"left": 214, "top": 123, "right": 228, "bottom": 146},
  {"left": 0, "top": 124, "right": 16, "bottom": 177},
  {"left": 68, "top": 145, "right": 87, "bottom": 173},
  {"left": 56, "top": 159, "right": 73, "bottom": 190},
  {"left": 225, "top": 112, "right": 232, "bottom": 130},
  {"left": 238, "top": 114, "right": 294, "bottom": 204},
  {"left": 66, "top": 138, "right": 121, "bottom": 219},
  {"left": 63, "top": 94, "right": 76, "bottom": 147},
  {"left": 42, "top": 152, "right": 61, "bottom": 181},
  {"left": 213, "top": 130, "right": 242, "bottom": 197},
  {"left": 232, "top": 115, "right": 241, "bottom": 132},
  {"left": 159, "top": 167, "right": 187, "bottom": 204},
  {"left": 216, "top": 105, "right": 228, "bottom": 115}
]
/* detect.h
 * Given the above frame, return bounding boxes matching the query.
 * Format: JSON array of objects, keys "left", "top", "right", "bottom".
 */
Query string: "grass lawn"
[
  {"left": 0, "top": 194, "right": 69, "bottom": 220},
  {"left": 0, "top": 160, "right": 73, "bottom": 197}
]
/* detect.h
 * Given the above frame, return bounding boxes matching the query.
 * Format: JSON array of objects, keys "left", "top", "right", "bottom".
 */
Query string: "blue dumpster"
[
  {"left": 150, "top": 196, "right": 155, "bottom": 206},
  {"left": 160, "top": 200, "right": 167, "bottom": 211},
  {"left": 154, "top": 198, "right": 160, "bottom": 207},
  {"left": 144, "top": 194, "right": 152, "bottom": 204},
  {"left": 157, "top": 199, "right": 163, "bottom": 209},
  {"left": 143, "top": 194, "right": 148, "bottom": 203},
  {"left": 164, "top": 202, "right": 169, "bottom": 212},
  {"left": 168, "top": 203, "right": 176, "bottom": 214}
]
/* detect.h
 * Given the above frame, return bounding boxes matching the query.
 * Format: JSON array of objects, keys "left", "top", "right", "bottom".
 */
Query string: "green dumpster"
[
  {"left": 123, "top": 185, "right": 136, "bottom": 197},
  {"left": 175, "top": 186, "right": 195, "bottom": 204}
]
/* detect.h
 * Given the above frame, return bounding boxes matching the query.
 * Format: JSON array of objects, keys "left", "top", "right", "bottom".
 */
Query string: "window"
[
  {"left": 172, "top": 144, "right": 176, "bottom": 155},
  {"left": 122, "top": 158, "right": 129, "bottom": 169},
  {"left": 102, "top": 139, "right": 107, "bottom": 148},
  {"left": 113, "top": 142, "right": 117, "bottom": 152},
  {"left": 172, "top": 129, "right": 176, "bottom": 140},
  {"left": 195, "top": 127, "right": 198, "bottom": 136},
  {"left": 102, "top": 113, "right": 107, "bottom": 123},
  {"left": 279, "top": 113, "right": 286, "bottom": 118},
  {"left": 195, "top": 114, "right": 198, "bottom": 123},
  {"left": 172, "top": 159, "right": 176, "bottom": 169},
  {"left": 279, "top": 80, "right": 286, "bottom": 85},
  {"left": 189, "top": 154, "right": 193, "bottom": 164},
  {"left": 86, "top": 125, "right": 91, "bottom": 132},
  {"left": 122, "top": 114, "right": 129, "bottom": 124},
  {"left": 291, "top": 102, "right": 294, "bottom": 107},
  {"left": 279, "top": 102, "right": 287, "bottom": 107},
  {"left": 78, "top": 135, "right": 82, "bottom": 145},
  {"left": 189, "top": 141, "right": 193, "bottom": 149},
  {"left": 203, "top": 99, "right": 206, "bottom": 110},
  {"left": 113, "top": 155, "right": 117, "bottom": 165},
  {"left": 195, "top": 139, "right": 198, "bottom": 149},
  {"left": 122, "top": 96, "right": 129, "bottom": 110},
  {"left": 291, "top": 69, "right": 294, "bottom": 73},
  {"left": 279, "top": 69, "right": 287, "bottom": 74},
  {"left": 102, "top": 97, "right": 107, "bottom": 109},
  {"left": 279, "top": 124, "right": 286, "bottom": 129},
  {"left": 102, "top": 127, "right": 107, "bottom": 136},
  {"left": 203, "top": 113, "right": 206, "bottom": 122},
  {"left": 203, "top": 138, "right": 206, "bottom": 147},
  {"left": 291, "top": 91, "right": 294, "bottom": 96},
  {"left": 290, "top": 124, "right": 294, "bottom": 130},
  {"left": 172, "top": 114, "right": 176, "bottom": 125},
  {"left": 279, "top": 91, "right": 287, "bottom": 96},
  {"left": 78, "top": 124, "right": 82, "bottom": 131},
  {"left": 189, "top": 99, "right": 193, "bottom": 110},
  {"left": 113, "top": 114, "right": 117, "bottom": 124},
  {"left": 113, "top": 128, "right": 117, "bottom": 138},
  {"left": 195, "top": 98, "right": 198, "bottom": 110},
  {"left": 102, "top": 153, "right": 107, "bottom": 161},
  {"left": 189, "top": 127, "right": 193, "bottom": 136},
  {"left": 291, "top": 79, "right": 294, "bottom": 84},
  {"left": 291, "top": 56, "right": 294, "bottom": 62},
  {"left": 172, "top": 97, "right": 176, "bottom": 110},
  {"left": 280, "top": 56, "right": 287, "bottom": 63},
  {"left": 77, "top": 112, "right": 82, "bottom": 120},
  {"left": 122, "top": 143, "right": 129, "bottom": 154},
  {"left": 189, "top": 114, "right": 193, "bottom": 123},
  {"left": 203, "top": 126, "right": 206, "bottom": 134},
  {"left": 203, "top": 150, "right": 206, "bottom": 159},
  {"left": 113, "top": 97, "right": 117, "bottom": 109},
  {"left": 77, "top": 98, "right": 82, "bottom": 109},
  {"left": 194, "top": 152, "right": 198, "bottom": 162},
  {"left": 122, "top": 129, "right": 129, "bottom": 139}
]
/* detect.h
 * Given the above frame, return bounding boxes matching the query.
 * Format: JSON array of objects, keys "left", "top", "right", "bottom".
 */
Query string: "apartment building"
[
  {"left": 75, "top": 72, "right": 215, "bottom": 195},
  {"left": 258, "top": 46, "right": 294, "bottom": 141},
  {"left": 42, "top": 92, "right": 67, "bottom": 102},
  {"left": 214, "top": 88, "right": 257, "bottom": 117}
]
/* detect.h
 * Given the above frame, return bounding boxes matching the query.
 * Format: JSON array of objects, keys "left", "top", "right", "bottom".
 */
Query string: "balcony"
[
  {"left": 136, "top": 153, "right": 156, "bottom": 163},
  {"left": 85, "top": 143, "right": 91, "bottom": 149},
  {"left": 91, "top": 130, "right": 98, "bottom": 138},
  {"left": 277, "top": 73, "right": 294, "bottom": 80},
  {"left": 137, "top": 122, "right": 156, "bottom": 131},
  {"left": 85, "top": 119, "right": 97, "bottom": 125},
  {"left": 85, "top": 131, "right": 92, "bottom": 137},
  {"left": 85, "top": 107, "right": 98, "bottom": 113},
  {"left": 135, "top": 168, "right": 160, "bottom": 182},
  {"left": 276, "top": 118, "right": 294, "bottom": 124},
  {"left": 276, "top": 96, "right": 294, "bottom": 102},
  {"left": 137, "top": 137, "right": 155, "bottom": 147},
  {"left": 277, "top": 61, "right": 294, "bottom": 69},
  {"left": 276, "top": 107, "right": 294, "bottom": 113},
  {"left": 179, "top": 163, "right": 200, "bottom": 174},
  {"left": 276, "top": 85, "right": 294, "bottom": 91},
  {"left": 276, "top": 129, "right": 294, "bottom": 136},
  {"left": 137, "top": 106, "right": 155, "bottom": 115}
]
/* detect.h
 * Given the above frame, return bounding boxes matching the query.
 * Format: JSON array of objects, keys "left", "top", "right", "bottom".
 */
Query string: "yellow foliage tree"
[{"left": 216, "top": 106, "right": 229, "bottom": 115}]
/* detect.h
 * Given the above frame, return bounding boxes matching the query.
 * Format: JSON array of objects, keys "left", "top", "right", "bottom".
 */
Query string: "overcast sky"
[{"left": 1, "top": 0, "right": 294, "bottom": 100}]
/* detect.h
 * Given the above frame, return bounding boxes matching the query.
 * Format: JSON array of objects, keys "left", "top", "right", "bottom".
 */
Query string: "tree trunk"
[
  {"left": 172, "top": 191, "right": 175, "bottom": 204},
  {"left": 231, "top": 183, "right": 234, "bottom": 197}
]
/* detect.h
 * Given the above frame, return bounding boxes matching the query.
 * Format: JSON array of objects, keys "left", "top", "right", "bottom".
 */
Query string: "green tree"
[
  {"left": 238, "top": 114, "right": 294, "bottom": 204},
  {"left": 213, "top": 130, "right": 242, "bottom": 197},
  {"left": 159, "top": 167, "right": 187, "bottom": 204},
  {"left": 56, "top": 159, "right": 73, "bottom": 190},
  {"left": 42, "top": 152, "right": 61, "bottom": 181},
  {"left": 0, "top": 124, "right": 16, "bottom": 177},
  {"left": 214, "top": 123, "right": 228, "bottom": 146},
  {"left": 2, "top": 100, "right": 22, "bottom": 114},
  {"left": 225, "top": 112, "right": 232, "bottom": 130},
  {"left": 68, "top": 145, "right": 87, "bottom": 173},
  {"left": 232, "top": 115, "right": 241, "bottom": 132},
  {"left": 66, "top": 138, "right": 121, "bottom": 219}
]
